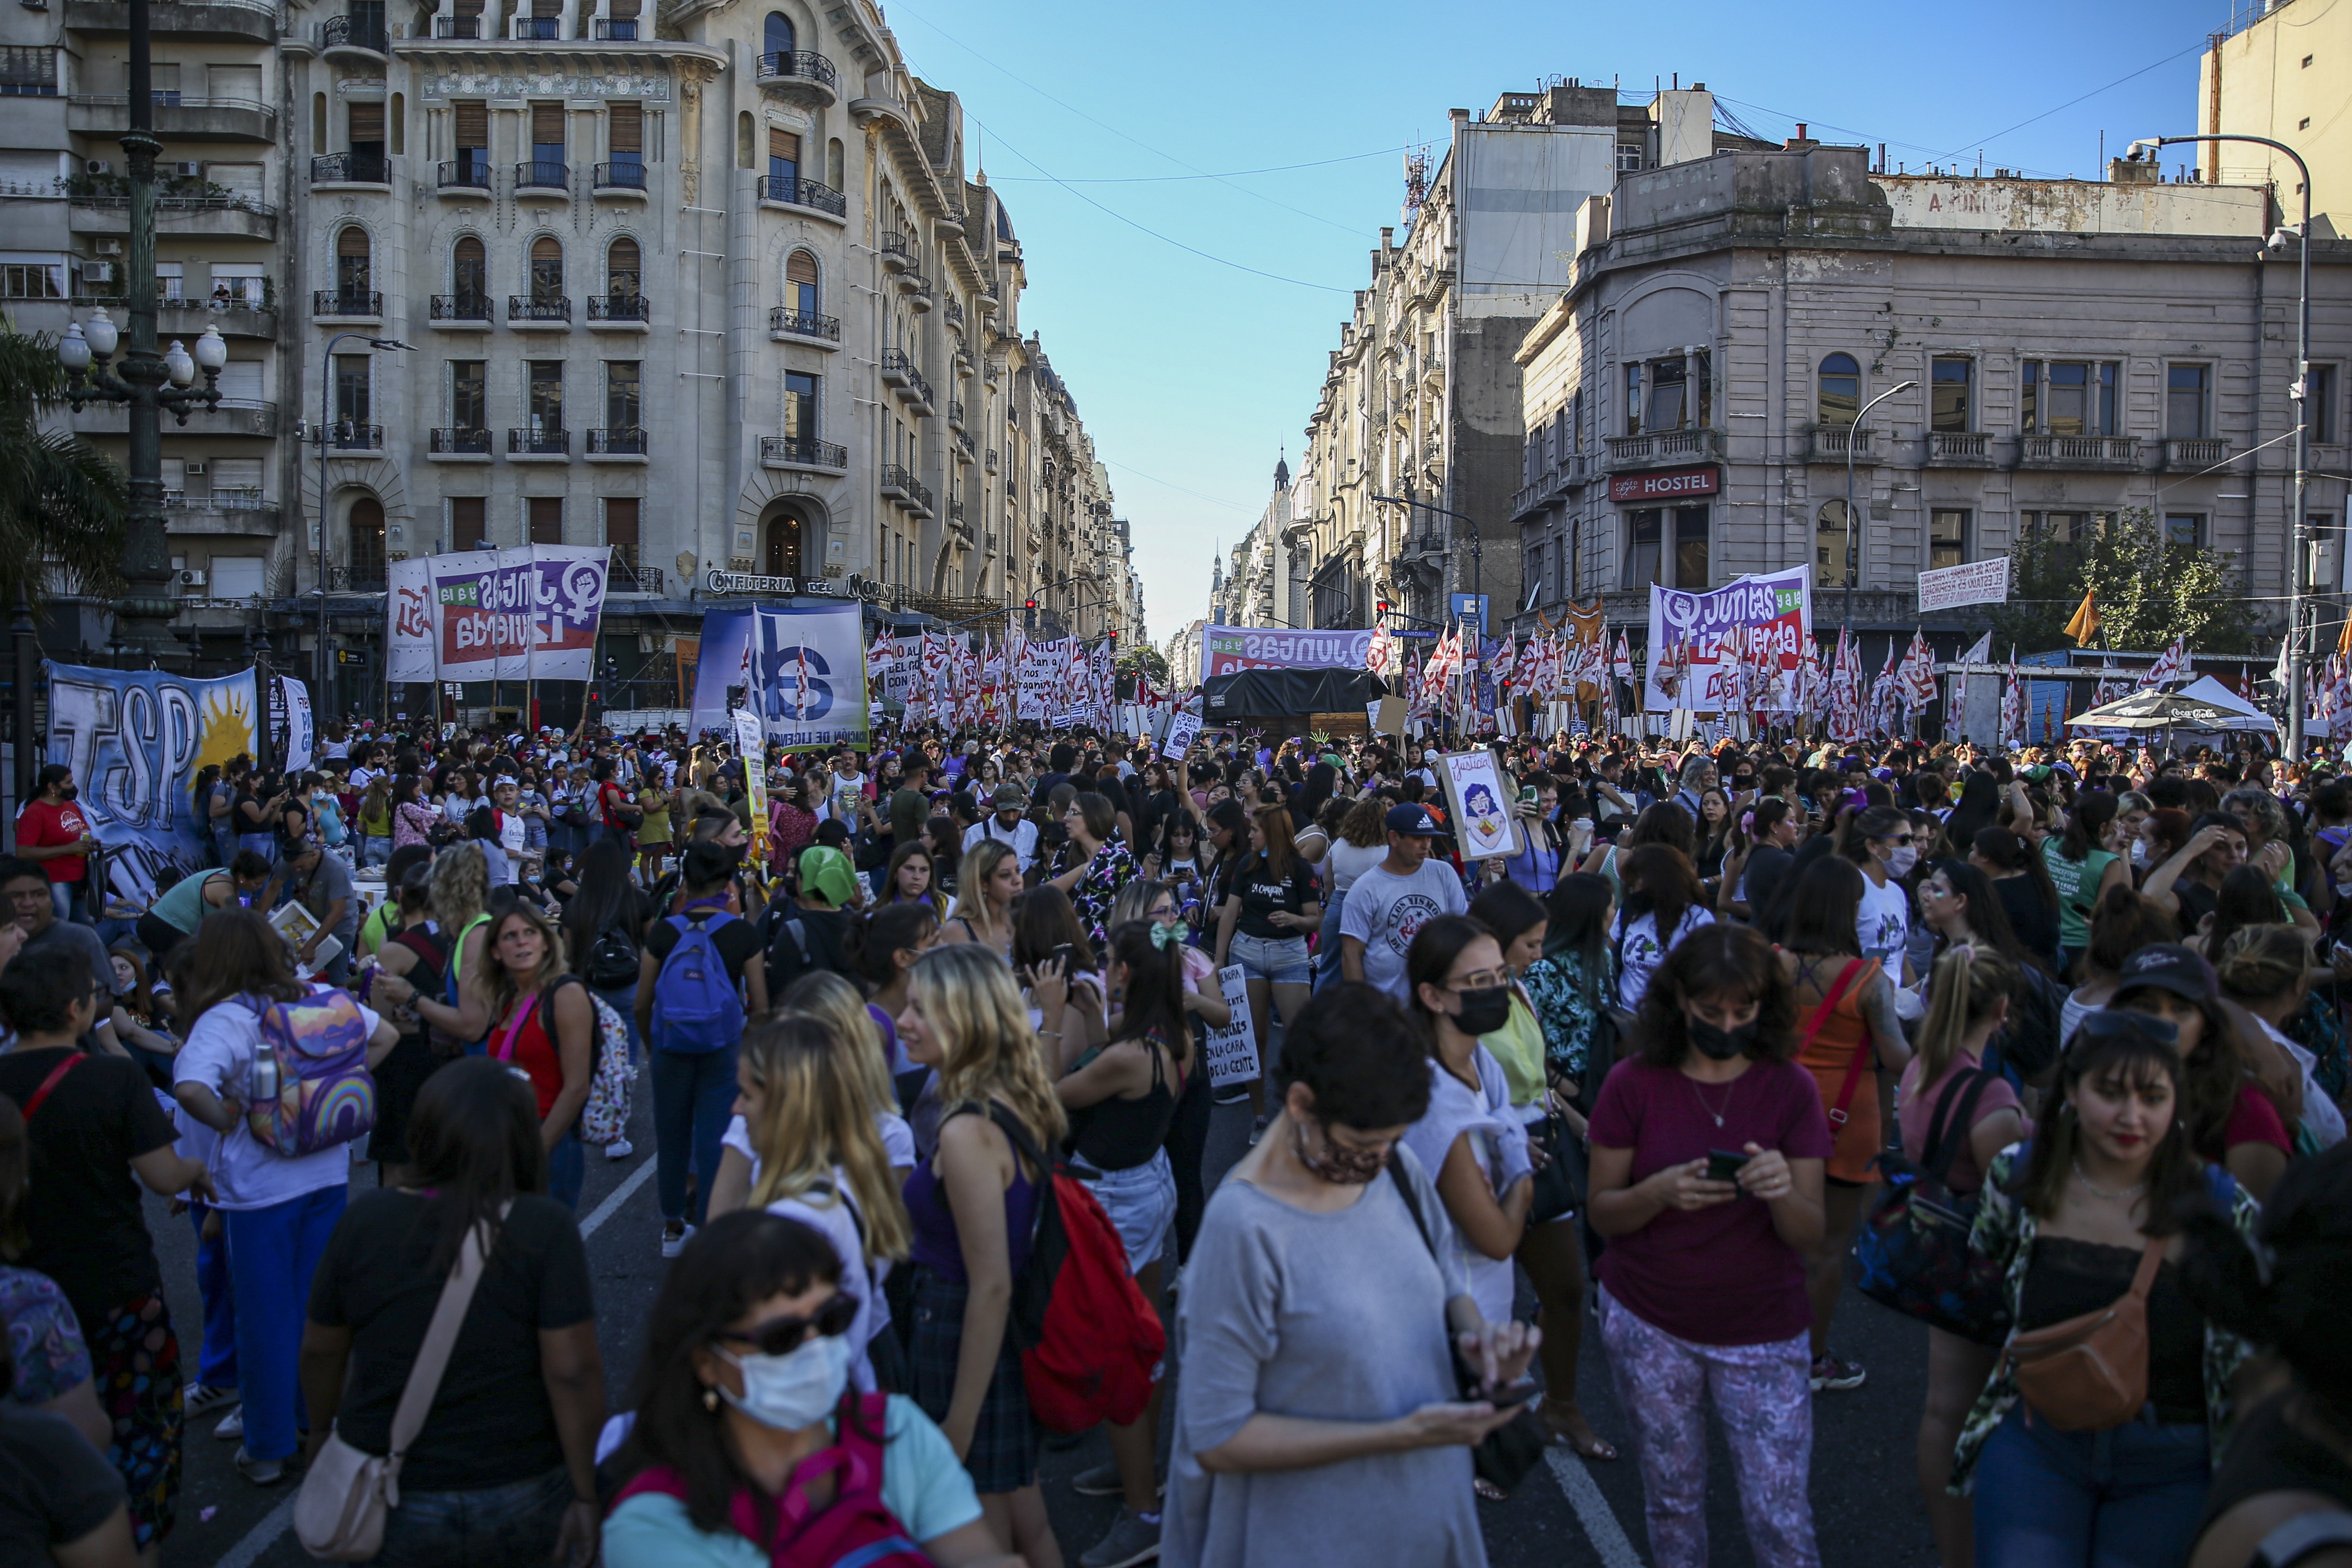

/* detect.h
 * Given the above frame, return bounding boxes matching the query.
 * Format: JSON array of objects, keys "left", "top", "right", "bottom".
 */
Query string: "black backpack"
[{"left": 585, "top": 915, "right": 640, "bottom": 991}]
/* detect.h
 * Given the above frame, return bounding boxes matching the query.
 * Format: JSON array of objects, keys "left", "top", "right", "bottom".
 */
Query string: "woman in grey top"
[{"left": 1162, "top": 981, "right": 1538, "bottom": 1568}]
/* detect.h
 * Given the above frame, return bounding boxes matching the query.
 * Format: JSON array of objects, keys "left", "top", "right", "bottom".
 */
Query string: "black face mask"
[
  {"left": 1450, "top": 984, "right": 1514, "bottom": 1036},
  {"left": 1688, "top": 1017, "right": 1758, "bottom": 1061},
  {"left": 57, "top": 785, "right": 76, "bottom": 801}
]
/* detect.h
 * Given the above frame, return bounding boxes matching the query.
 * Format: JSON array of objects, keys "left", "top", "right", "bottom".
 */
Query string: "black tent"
[{"left": 1203, "top": 667, "right": 1389, "bottom": 718}]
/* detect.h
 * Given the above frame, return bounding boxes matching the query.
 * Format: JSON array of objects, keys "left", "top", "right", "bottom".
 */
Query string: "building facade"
[
  {"left": 2202, "top": 0, "right": 2351, "bottom": 236},
  {"left": 3, "top": 0, "right": 1141, "bottom": 713},
  {"left": 1509, "top": 144, "right": 2349, "bottom": 642}
]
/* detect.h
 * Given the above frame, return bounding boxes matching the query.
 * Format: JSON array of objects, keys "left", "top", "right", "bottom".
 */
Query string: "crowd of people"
[{"left": 5, "top": 712, "right": 2352, "bottom": 1568}]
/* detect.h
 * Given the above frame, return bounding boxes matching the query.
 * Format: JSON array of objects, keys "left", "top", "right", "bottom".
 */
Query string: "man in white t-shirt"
[
  {"left": 961, "top": 783, "right": 1040, "bottom": 872},
  {"left": 1339, "top": 804, "right": 1467, "bottom": 1001},
  {"left": 490, "top": 776, "right": 528, "bottom": 881}
]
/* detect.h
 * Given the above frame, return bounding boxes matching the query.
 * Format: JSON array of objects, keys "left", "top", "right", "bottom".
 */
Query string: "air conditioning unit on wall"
[
  {"left": 179, "top": 569, "right": 207, "bottom": 588},
  {"left": 84, "top": 159, "right": 111, "bottom": 176},
  {"left": 171, "top": 161, "right": 203, "bottom": 177},
  {"left": 78, "top": 260, "right": 114, "bottom": 285}
]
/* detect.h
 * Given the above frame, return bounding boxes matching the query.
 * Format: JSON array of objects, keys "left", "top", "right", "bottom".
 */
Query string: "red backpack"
[
  {"left": 966, "top": 1104, "right": 1167, "bottom": 1434},
  {"left": 612, "top": 1392, "right": 928, "bottom": 1568}
]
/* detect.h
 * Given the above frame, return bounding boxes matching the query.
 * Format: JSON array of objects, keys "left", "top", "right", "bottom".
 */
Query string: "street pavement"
[{"left": 154, "top": 1058, "right": 1944, "bottom": 1568}]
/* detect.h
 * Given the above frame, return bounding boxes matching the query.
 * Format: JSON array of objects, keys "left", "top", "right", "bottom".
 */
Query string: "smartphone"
[
  {"left": 1706, "top": 1148, "right": 1752, "bottom": 1187},
  {"left": 1481, "top": 1379, "right": 1540, "bottom": 1410}
]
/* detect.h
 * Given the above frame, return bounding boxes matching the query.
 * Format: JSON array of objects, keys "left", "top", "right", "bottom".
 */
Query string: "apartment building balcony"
[
  {"left": 325, "top": 565, "right": 388, "bottom": 592},
  {"left": 755, "top": 49, "right": 837, "bottom": 108},
  {"left": 68, "top": 94, "right": 275, "bottom": 143},
  {"left": 1925, "top": 431, "right": 1995, "bottom": 467},
  {"left": 2164, "top": 438, "right": 2233, "bottom": 472},
  {"left": 586, "top": 426, "right": 647, "bottom": 462},
  {"left": 431, "top": 14, "right": 482, "bottom": 37},
  {"left": 65, "top": 0, "right": 278, "bottom": 44},
  {"left": 508, "top": 426, "right": 570, "bottom": 460},
  {"left": 75, "top": 399, "right": 276, "bottom": 437},
  {"left": 879, "top": 232, "right": 914, "bottom": 274},
  {"left": 953, "top": 427, "right": 975, "bottom": 464},
  {"left": 163, "top": 491, "right": 275, "bottom": 536},
  {"left": 766, "top": 307, "right": 840, "bottom": 346},
  {"left": 101, "top": 296, "right": 281, "bottom": 341},
  {"left": 978, "top": 286, "right": 999, "bottom": 316},
  {"left": 312, "top": 289, "right": 382, "bottom": 322},
  {"left": 903, "top": 275, "right": 933, "bottom": 312},
  {"left": 310, "top": 151, "right": 391, "bottom": 190},
  {"left": 936, "top": 202, "right": 966, "bottom": 238},
  {"left": 608, "top": 558, "right": 664, "bottom": 594},
  {"left": 509, "top": 14, "right": 563, "bottom": 38},
  {"left": 585, "top": 293, "right": 649, "bottom": 332},
  {"left": 592, "top": 161, "right": 646, "bottom": 199},
  {"left": 318, "top": 11, "right": 388, "bottom": 61},
  {"left": 984, "top": 448, "right": 998, "bottom": 474},
  {"left": 756, "top": 175, "right": 846, "bottom": 221},
  {"left": 1604, "top": 427, "right": 1723, "bottom": 470},
  {"left": 428, "top": 426, "right": 492, "bottom": 460},
  {"left": 942, "top": 296, "right": 964, "bottom": 332},
  {"left": 320, "top": 421, "right": 383, "bottom": 452},
  {"left": 508, "top": 294, "right": 571, "bottom": 330},
  {"left": 880, "top": 349, "right": 933, "bottom": 413},
  {"left": 760, "top": 435, "right": 849, "bottom": 474},
  {"left": 429, "top": 293, "right": 493, "bottom": 328},
  {"left": 69, "top": 193, "right": 277, "bottom": 240},
  {"left": 513, "top": 160, "right": 568, "bottom": 195},
  {"left": 2016, "top": 434, "right": 2143, "bottom": 471},
  {"left": 880, "top": 464, "right": 933, "bottom": 517},
  {"left": 436, "top": 158, "right": 492, "bottom": 195},
  {"left": 1807, "top": 425, "right": 1875, "bottom": 465}
]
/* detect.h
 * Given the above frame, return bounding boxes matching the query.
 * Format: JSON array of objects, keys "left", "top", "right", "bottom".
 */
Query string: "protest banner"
[
  {"left": 1643, "top": 567, "right": 1812, "bottom": 713},
  {"left": 1199, "top": 625, "right": 1377, "bottom": 682},
  {"left": 688, "top": 602, "right": 871, "bottom": 749},
  {"left": 1200, "top": 965, "right": 1260, "bottom": 1087}
]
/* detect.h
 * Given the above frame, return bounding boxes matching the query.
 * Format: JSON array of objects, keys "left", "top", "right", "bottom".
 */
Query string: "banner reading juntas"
[
  {"left": 1644, "top": 567, "right": 1812, "bottom": 713},
  {"left": 688, "top": 602, "right": 871, "bottom": 750},
  {"left": 383, "top": 546, "right": 612, "bottom": 683},
  {"left": 1199, "top": 624, "right": 1377, "bottom": 683},
  {"left": 44, "top": 661, "right": 258, "bottom": 904}
]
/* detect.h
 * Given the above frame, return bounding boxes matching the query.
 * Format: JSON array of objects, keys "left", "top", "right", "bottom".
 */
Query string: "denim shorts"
[
  {"left": 364, "top": 1464, "right": 573, "bottom": 1568},
  {"left": 1230, "top": 931, "right": 1312, "bottom": 985}
]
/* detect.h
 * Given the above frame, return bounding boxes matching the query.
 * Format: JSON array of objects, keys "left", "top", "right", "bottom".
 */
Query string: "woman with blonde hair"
[
  {"left": 897, "top": 942, "right": 1068, "bottom": 1568},
  {"left": 945, "top": 838, "right": 1022, "bottom": 962},
  {"left": 377, "top": 842, "right": 496, "bottom": 1051}
]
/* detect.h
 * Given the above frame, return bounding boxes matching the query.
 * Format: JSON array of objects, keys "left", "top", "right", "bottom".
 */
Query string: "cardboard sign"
[
  {"left": 1437, "top": 748, "right": 1523, "bottom": 863},
  {"left": 1201, "top": 964, "right": 1261, "bottom": 1087},
  {"left": 1162, "top": 710, "right": 1202, "bottom": 756}
]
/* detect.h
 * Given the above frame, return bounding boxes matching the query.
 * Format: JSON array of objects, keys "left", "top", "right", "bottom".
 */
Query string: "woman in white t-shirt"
[
  {"left": 1613, "top": 844, "right": 1716, "bottom": 1013},
  {"left": 1844, "top": 804, "right": 1919, "bottom": 984},
  {"left": 169, "top": 908, "right": 398, "bottom": 1484},
  {"left": 1318, "top": 795, "right": 1393, "bottom": 992}
]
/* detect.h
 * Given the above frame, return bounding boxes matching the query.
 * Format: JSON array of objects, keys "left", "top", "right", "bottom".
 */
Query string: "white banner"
[
  {"left": 1916, "top": 556, "right": 2011, "bottom": 613},
  {"left": 384, "top": 556, "right": 437, "bottom": 684},
  {"left": 428, "top": 544, "right": 611, "bottom": 683},
  {"left": 1200, "top": 965, "right": 1260, "bottom": 1087},
  {"left": 279, "top": 676, "right": 314, "bottom": 771},
  {"left": 741, "top": 604, "right": 871, "bottom": 749},
  {"left": 1644, "top": 567, "right": 1811, "bottom": 714}
]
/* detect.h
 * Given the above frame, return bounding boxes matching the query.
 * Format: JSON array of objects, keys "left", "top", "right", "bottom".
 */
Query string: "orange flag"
[{"left": 2063, "top": 589, "right": 2101, "bottom": 647}]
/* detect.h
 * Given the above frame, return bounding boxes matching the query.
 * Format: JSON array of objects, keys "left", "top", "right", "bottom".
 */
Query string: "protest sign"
[{"left": 1200, "top": 965, "right": 1260, "bottom": 1087}]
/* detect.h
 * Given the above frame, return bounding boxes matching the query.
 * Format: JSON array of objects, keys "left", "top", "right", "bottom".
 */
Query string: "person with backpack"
[
  {"left": 762, "top": 843, "right": 862, "bottom": 999},
  {"left": 298, "top": 1057, "right": 604, "bottom": 1568},
  {"left": 372, "top": 844, "right": 497, "bottom": 1058},
  {"left": 639, "top": 843, "right": 770, "bottom": 1258},
  {"left": 564, "top": 837, "right": 654, "bottom": 1112},
  {"left": 474, "top": 903, "right": 598, "bottom": 1211},
  {"left": 894, "top": 942, "right": 1067, "bottom": 1568},
  {"left": 602, "top": 1211, "right": 1021, "bottom": 1568},
  {"left": 169, "top": 909, "right": 400, "bottom": 1486}
]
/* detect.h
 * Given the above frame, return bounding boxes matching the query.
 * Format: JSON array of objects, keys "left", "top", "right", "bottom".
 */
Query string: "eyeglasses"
[
  {"left": 715, "top": 1293, "right": 858, "bottom": 1356},
  {"left": 1448, "top": 969, "right": 1512, "bottom": 992}
]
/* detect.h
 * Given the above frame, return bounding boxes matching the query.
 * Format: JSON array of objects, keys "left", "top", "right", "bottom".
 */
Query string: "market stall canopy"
[
  {"left": 1203, "top": 667, "right": 1389, "bottom": 719},
  {"left": 2067, "top": 684, "right": 2275, "bottom": 735},
  {"left": 2167, "top": 675, "right": 2278, "bottom": 732}
]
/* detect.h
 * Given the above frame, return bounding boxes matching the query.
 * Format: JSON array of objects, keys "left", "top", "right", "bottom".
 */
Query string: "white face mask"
[
  {"left": 1885, "top": 844, "right": 1919, "bottom": 878},
  {"left": 715, "top": 1330, "right": 852, "bottom": 1431},
  {"left": 2131, "top": 837, "right": 2149, "bottom": 867}
]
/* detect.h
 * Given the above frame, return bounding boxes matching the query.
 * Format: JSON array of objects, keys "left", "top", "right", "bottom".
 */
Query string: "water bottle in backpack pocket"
[
  {"left": 244, "top": 986, "right": 377, "bottom": 1155},
  {"left": 652, "top": 911, "right": 745, "bottom": 1054}
]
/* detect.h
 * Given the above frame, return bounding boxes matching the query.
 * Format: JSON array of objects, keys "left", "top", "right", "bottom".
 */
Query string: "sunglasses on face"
[{"left": 716, "top": 1292, "right": 858, "bottom": 1356}]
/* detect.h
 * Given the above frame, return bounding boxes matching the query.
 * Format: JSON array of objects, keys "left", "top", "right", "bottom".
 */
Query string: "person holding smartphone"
[{"left": 1586, "top": 923, "right": 1830, "bottom": 1568}]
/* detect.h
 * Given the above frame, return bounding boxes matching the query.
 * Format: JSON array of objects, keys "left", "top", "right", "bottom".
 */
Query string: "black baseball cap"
[
  {"left": 1385, "top": 804, "right": 1442, "bottom": 837},
  {"left": 2113, "top": 943, "right": 2215, "bottom": 1004}
]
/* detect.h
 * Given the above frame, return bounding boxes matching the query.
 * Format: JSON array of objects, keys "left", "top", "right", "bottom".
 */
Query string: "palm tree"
[{"left": 0, "top": 322, "right": 126, "bottom": 610}]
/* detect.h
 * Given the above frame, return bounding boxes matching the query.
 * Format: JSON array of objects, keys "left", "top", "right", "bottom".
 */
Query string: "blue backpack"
[{"left": 652, "top": 910, "right": 744, "bottom": 1054}]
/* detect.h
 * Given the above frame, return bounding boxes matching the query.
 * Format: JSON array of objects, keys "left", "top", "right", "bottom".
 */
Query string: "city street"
[{"left": 156, "top": 1059, "right": 1940, "bottom": 1568}]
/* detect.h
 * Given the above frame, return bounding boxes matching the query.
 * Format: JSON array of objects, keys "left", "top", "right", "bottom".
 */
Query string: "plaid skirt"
[
  {"left": 91, "top": 1289, "right": 182, "bottom": 1549},
  {"left": 909, "top": 1266, "right": 1038, "bottom": 1495}
]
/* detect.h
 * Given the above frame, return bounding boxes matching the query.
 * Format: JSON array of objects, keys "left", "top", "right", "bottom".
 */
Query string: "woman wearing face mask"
[
  {"left": 602, "top": 1212, "right": 1020, "bottom": 1568},
  {"left": 1951, "top": 1010, "right": 2260, "bottom": 1567},
  {"left": 1160, "top": 981, "right": 1538, "bottom": 1568},
  {"left": 2040, "top": 791, "right": 2128, "bottom": 978},
  {"left": 1110, "top": 880, "right": 1228, "bottom": 1274},
  {"left": 1586, "top": 923, "right": 1830, "bottom": 1568},
  {"left": 1841, "top": 804, "right": 1918, "bottom": 983}
]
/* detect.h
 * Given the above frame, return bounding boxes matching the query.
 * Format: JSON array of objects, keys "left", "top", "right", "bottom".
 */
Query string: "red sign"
[{"left": 1610, "top": 465, "right": 1721, "bottom": 503}]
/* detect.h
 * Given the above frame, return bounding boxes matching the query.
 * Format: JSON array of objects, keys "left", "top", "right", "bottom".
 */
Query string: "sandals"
[{"left": 1543, "top": 1413, "right": 1618, "bottom": 1462}]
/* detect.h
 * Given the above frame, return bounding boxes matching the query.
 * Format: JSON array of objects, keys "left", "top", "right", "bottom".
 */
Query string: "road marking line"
[
  {"left": 211, "top": 1154, "right": 659, "bottom": 1565},
  {"left": 1545, "top": 1446, "right": 1643, "bottom": 1568}
]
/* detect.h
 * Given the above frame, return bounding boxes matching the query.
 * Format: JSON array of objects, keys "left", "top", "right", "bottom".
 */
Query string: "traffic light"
[
  {"left": 1376, "top": 598, "right": 1391, "bottom": 618},
  {"left": 1023, "top": 598, "right": 1037, "bottom": 611}
]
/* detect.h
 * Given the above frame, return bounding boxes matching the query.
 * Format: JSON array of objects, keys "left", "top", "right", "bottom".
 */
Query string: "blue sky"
[{"left": 882, "top": 0, "right": 2231, "bottom": 650}]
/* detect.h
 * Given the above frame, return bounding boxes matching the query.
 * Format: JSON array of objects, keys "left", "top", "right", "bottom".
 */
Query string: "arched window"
[
  {"left": 764, "top": 11, "right": 793, "bottom": 58},
  {"left": 452, "top": 235, "right": 486, "bottom": 302},
  {"left": 607, "top": 237, "right": 640, "bottom": 301},
  {"left": 1815, "top": 499, "right": 1853, "bottom": 588},
  {"left": 1818, "top": 352, "right": 1860, "bottom": 427},
  {"left": 348, "top": 496, "right": 386, "bottom": 584},
  {"left": 765, "top": 513, "right": 803, "bottom": 579},
  {"left": 529, "top": 235, "right": 562, "bottom": 302},
  {"left": 785, "top": 249, "right": 818, "bottom": 320},
  {"left": 334, "top": 226, "right": 370, "bottom": 303}
]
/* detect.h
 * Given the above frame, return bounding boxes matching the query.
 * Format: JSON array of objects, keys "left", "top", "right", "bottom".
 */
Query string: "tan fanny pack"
[{"left": 2003, "top": 1236, "right": 2164, "bottom": 1431}]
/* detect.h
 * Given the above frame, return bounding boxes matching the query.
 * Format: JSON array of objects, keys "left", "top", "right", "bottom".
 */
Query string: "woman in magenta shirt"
[{"left": 1587, "top": 922, "right": 1831, "bottom": 1568}]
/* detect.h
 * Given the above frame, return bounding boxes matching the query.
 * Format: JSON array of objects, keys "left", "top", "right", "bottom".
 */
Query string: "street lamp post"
[
  {"left": 1372, "top": 493, "right": 1482, "bottom": 615},
  {"left": 1841, "top": 379, "right": 1919, "bottom": 634},
  {"left": 314, "top": 331, "right": 413, "bottom": 717},
  {"left": 2133, "top": 134, "right": 2313, "bottom": 758}
]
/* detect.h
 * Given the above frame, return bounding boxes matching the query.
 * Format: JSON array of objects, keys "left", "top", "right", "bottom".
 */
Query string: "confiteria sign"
[{"left": 1608, "top": 465, "right": 1721, "bottom": 503}]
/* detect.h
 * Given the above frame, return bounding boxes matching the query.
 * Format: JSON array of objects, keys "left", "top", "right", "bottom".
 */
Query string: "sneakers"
[
  {"left": 214, "top": 1408, "right": 245, "bottom": 1441},
  {"left": 1072, "top": 1461, "right": 1165, "bottom": 1499},
  {"left": 183, "top": 1384, "right": 239, "bottom": 1419},
  {"left": 233, "top": 1446, "right": 288, "bottom": 1486},
  {"left": 1078, "top": 1507, "right": 1162, "bottom": 1568},
  {"left": 1810, "top": 1354, "right": 1866, "bottom": 1392},
  {"left": 605, "top": 1138, "right": 634, "bottom": 1160},
  {"left": 660, "top": 1220, "right": 693, "bottom": 1258},
  {"left": 1212, "top": 1086, "right": 1250, "bottom": 1106}
]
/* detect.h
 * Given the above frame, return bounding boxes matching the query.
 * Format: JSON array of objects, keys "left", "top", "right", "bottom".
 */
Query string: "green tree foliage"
[
  {"left": 0, "top": 323, "right": 127, "bottom": 608},
  {"left": 1117, "top": 646, "right": 1169, "bottom": 685},
  {"left": 1986, "top": 506, "right": 2260, "bottom": 655}
]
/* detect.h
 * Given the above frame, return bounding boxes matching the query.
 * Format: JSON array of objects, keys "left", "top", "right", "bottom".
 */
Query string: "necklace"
[
  {"left": 1686, "top": 1071, "right": 1738, "bottom": 1129},
  {"left": 2071, "top": 1157, "right": 2146, "bottom": 1202}
]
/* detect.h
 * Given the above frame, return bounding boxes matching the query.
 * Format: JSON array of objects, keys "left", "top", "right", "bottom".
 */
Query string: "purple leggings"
[{"left": 1598, "top": 1287, "right": 1821, "bottom": 1568}]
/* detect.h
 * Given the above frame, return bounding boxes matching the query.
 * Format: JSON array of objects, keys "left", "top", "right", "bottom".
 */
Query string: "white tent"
[{"left": 2170, "top": 675, "right": 2277, "bottom": 733}]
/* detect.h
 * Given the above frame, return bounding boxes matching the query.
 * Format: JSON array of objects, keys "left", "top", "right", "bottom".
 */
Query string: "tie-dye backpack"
[{"left": 242, "top": 986, "right": 377, "bottom": 1155}]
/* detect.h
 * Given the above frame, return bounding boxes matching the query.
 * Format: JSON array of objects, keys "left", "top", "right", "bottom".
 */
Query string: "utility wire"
[{"left": 987, "top": 145, "right": 1413, "bottom": 184}]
